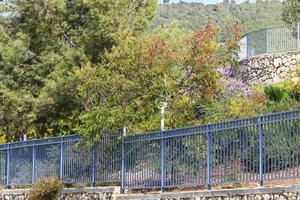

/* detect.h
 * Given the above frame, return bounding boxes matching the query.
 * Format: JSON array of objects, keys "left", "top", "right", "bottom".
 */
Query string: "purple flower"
[
  {"left": 186, "top": 65, "right": 193, "bottom": 78},
  {"left": 217, "top": 66, "right": 253, "bottom": 96},
  {"left": 221, "top": 77, "right": 253, "bottom": 97},
  {"left": 217, "top": 67, "right": 233, "bottom": 77}
]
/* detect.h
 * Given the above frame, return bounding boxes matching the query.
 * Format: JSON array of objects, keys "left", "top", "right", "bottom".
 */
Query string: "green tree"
[
  {"left": 0, "top": 0, "right": 157, "bottom": 141},
  {"left": 75, "top": 22, "right": 240, "bottom": 139},
  {"left": 75, "top": 32, "right": 185, "bottom": 138},
  {"left": 150, "top": 1, "right": 284, "bottom": 34},
  {"left": 0, "top": 0, "right": 244, "bottom": 142},
  {"left": 282, "top": 0, "right": 300, "bottom": 23}
]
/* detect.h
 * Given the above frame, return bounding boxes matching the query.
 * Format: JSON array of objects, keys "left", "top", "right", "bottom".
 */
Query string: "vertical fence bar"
[
  {"left": 92, "top": 139, "right": 96, "bottom": 187},
  {"left": 266, "top": 29, "right": 269, "bottom": 53},
  {"left": 121, "top": 127, "right": 126, "bottom": 194},
  {"left": 296, "top": 23, "right": 299, "bottom": 50},
  {"left": 6, "top": 144, "right": 9, "bottom": 187},
  {"left": 259, "top": 114, "right": 264, "bottom": 187},
  {"left": 32, "top": 140, "right": 36, "bottom": 185},
  {"left": 246, "top": 34, "right": 249, "bottom": 58},
  {"left": 60, "top": 137, "right": 64, "bottom": 181},
  {"left": 160, "top": 131, "right": 165, "bottom": 193},
  {"left": 207, "top": 124, "right": 211, "bottom": 190}
]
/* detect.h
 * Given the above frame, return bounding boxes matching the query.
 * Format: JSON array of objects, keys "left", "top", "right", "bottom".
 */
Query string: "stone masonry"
[
  {"left": 0, "top": 186, "right": 119, "bottom": 200},
  {"left": 3, "top": 185, "right": 300, "bottom": 200},
  {"left": 118, "top": 185, "right": 300, "bottom": 200},
  {"left": 238, "top": 51, "right": 300, "bottom": 85}
]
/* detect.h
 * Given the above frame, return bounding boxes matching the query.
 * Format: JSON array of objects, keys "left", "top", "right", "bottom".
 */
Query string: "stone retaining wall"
[
  {"left": 0, "top": 186, "right": 120, "bottom": 200},
  {"left": 3, "top": 185, "right": 300, "bottom": 200},
  {"left": 238, "top": 51, "right": 300, "bottom": 85},
  {"left": 118, "top": 185, "right": 300, "bottom": 200}
]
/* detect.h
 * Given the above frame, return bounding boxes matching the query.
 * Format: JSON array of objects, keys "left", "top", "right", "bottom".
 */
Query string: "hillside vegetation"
[{"left": 151, "top": 0, "right": 285, "bottom": 34}]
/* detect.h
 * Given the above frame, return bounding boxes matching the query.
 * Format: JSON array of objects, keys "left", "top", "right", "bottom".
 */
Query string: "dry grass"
[{"left": 28, "top": 177, "right": 63, "bottom": 200}]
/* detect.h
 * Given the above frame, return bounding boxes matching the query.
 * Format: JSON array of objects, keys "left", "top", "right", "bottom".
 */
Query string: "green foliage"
[
  {"left": 0, "top": 0, "right": 157, "bottom": 141},
  {"left": 264, "top": 85, "right": 289, "bottom": 102},
  {"left": 282, "top": 0, "right": 300, "bottom": 24},
  {"left": 28, "top": 177, "right": 64, "bottom": 200},
  {"left": 204, "top": 93, "right": 266, "bottom": 122},
  {"left": 74, "top": 22, "right": 239, "bottom": 138},
  {"left": 150, "top": 1, "right": 285, "bottom": 34},
  {"left": 204, "top": 77, "right": 300, "bottom": 123}
]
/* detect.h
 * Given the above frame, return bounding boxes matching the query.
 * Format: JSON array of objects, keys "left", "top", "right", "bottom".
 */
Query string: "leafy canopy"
[{"left": 282, "top": 0, "right": 300, "bottom": 23}]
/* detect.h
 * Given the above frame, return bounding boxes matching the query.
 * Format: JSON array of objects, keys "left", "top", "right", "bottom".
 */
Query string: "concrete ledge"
[{"left": 118, "top": 185, "right": 300, "bottom": 199}]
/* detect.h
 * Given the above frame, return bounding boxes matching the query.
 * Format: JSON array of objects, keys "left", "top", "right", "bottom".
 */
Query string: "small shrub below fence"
[{"left": 28, "top": 177, "right": 63, "bottom": 200}]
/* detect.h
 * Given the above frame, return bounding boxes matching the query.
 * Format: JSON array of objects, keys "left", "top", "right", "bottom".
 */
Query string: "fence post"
[
  {"left": 259, "top": 114, "right": 264, "bottom": 187},
  {"left": 32, "top": 140, "right": 36, "bottom": 185},
  {"left": 92, "top": 139, "right": 96, "bottom": 187},
  {"left": 206, "top": 124, "right": 211, "bottom": 190},
  {"left": 297, "top": 22, "right": 300, "bottom": 51},
  {"left": 6, "top": 144, "right": 10, "bottom": 187},
  {"left": 160, "top": 131, "right": 165, "bottom": 193},
  {"left": 60, "top": 137, "right": 64, "bottom": 181},
  {"left": 121, "top": 127, "right": 126, "bottom": 194}
]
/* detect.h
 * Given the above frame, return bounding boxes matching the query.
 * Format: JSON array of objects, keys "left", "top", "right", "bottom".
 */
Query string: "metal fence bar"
[
  {"left": 259, "top": 114, "right": 263, "bottom": 187},
  {"left": 6, "top": 146, "right": 9, "bottom": 186},
  {"left": 266, "top": 29, "right": 269, "bottom": 53},
  {"left": 121, "top": 128, "right": 126, "bottom": 193},
  {"left": 92, "top": 142, "right": 96, "bottom": 186},
  {"left": 160, "top": 131, "right": 165, "bottom": 192},
  {"left": 59, "top": 137, "right": 64, "bottom": 181},
  {"left": 32, "top": 140, "right": 36, "bottom": 184},
  {"left": 206, "top": 124, "right": 211, "bottom": 190},
  {"left": 297, "top": 22, "right": 300, "bottom": 51},
  {"left": 246, "top": 34, "right": 249, "bottom": 58}
]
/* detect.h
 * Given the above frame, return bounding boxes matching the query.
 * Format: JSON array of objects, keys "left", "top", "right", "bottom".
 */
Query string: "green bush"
[
  {"left": 285, "top": 79, "right": 300, "bottom": 101},
  {"left": 264, "top": 85, "right": 289, "bottom": 102},
  {"left": 28, "top": 178, "right": 64, "bottom": 200}
]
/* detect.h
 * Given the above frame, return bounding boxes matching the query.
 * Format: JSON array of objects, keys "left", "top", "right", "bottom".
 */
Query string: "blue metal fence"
[
  {"left": 122, "top": 109, "right": 300, "bottom": 190},
  {"left": 0, "top": 133, "right": 122, "bottom": 187},
  {"left": 0, "top": 109, "right": 299, "bottom": 191}
]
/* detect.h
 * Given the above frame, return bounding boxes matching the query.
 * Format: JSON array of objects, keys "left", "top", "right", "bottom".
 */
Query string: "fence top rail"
[
  {"left": 241, "top": 23, "right": 298, "bottom": 39},
  {"left": 263, "top": 109, "right": 300, "bottom": 118},
  {"left": 124, "top": 109, "right": 300, "bottom": 143},
  {"left": 0, "top": 109, "right": 299, "bottom": 148},
  {"left": 0, "top": 130, "right": 122, "bottom": 150},
  {"left": 0, "top": 135, "right": 82, "bottom": 150}
]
